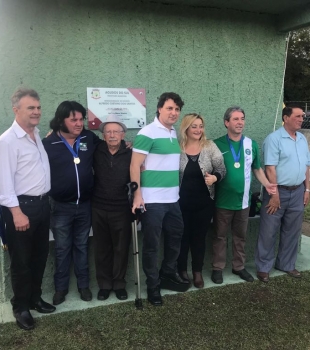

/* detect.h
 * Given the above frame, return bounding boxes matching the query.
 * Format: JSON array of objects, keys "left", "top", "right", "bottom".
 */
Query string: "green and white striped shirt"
[
  {"left": 133, "top": 117, "right": 181, "bottom": 203},
  {"left": 214, "top": 134, "right": 260, "bottom": 210}
]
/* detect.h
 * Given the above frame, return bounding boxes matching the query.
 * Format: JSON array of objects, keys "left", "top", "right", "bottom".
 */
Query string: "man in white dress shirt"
[{"left": 0, "top": 88, "right": 55, "bottom": 331}]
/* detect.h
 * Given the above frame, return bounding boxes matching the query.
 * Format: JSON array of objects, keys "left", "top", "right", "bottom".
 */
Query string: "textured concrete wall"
[
  {"left": 0, "top": 0, "right": 288, "bottom": 303},
  {"left": 0, "top": 0, "right": 286, "bottom": 145}
]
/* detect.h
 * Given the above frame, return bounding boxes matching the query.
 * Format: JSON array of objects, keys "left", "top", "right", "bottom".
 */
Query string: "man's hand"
[
  {"left": 12, "top": 211, "right": 30, "bottom": 231},
  {"left": 265, "top": 194, "right": 281, "bottom": 215},
  {"left": 132, "top": 193, "right": 145, "bottom": 214},
  {"left": 205, "top": 172, "right": 217, "bottom": 186},
  {"left": 130, "top": 152, "right": 147, "bottom": 214},
  {"left": 265, "top": 183, "right": 277, "bottom": 195},
  {"left": 125, "top": 141, "right": 132, "bottom": 149},
  {"left": 45, "top": 130, "right": 53, "bottom": 138},
  {"left": 304, "top": 191, "right": 309, "bottom": 206}
]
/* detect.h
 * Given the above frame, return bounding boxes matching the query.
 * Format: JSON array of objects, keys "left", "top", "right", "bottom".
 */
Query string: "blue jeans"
[
  {"left": 141, "top": 202, "right": 184, "bottom": 289},
  {"left": 50, "top": 199, "right": 91, "bottom": 291}
]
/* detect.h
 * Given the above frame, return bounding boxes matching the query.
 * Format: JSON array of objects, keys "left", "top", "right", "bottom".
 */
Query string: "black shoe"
[
  {"left": 160, "top": 271, "right": 190, "bottom": 292},
  {"left": 160, "top": 271, "right": 190, "bottom": 285},
  {"left": 14, "top": 310, "right": 34, "bottom": 331},
  {"left": 232, "top": 268, "right": 254, "bottom": 282},
  {"left": 115, "top": 289, "right": 128, "bottom": 300},
  {"left": 147, "top": 287, "right": 162, "bottom": 306},
  {"left": 78, "top": 288, "right": 92, "bottom": 301},
  {"left": 53, "top": 290, "right": 68, "bottom": 305},
  {"left": 97, "top": 289, "right": 111, "bottom": 301},
  {"left": 211, "top": 270, "right": 223, "bottom": 284},
  {"left": 30, "top": 298, "right": 56, "bottom": 314},
  {"left": 178, "top": 270, "right": 191, "bottom": 283}
]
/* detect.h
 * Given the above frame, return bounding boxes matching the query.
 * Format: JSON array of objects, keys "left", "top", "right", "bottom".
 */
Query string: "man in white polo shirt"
[{"left": 130, "top": 92, "right": 189, "bottom": 306}]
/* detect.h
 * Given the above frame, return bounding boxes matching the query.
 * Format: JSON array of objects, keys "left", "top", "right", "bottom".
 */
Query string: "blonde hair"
[{"left": 179, "top": 113, "right": 210, "bottom": 151}]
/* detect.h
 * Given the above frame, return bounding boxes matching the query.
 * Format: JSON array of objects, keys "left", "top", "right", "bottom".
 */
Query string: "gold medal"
[
  {"left": 74, "top": 157, "right": 80, "bottom": 164},
  {"left": 234, "top": 162, "right": 240, "bottom": 168}
]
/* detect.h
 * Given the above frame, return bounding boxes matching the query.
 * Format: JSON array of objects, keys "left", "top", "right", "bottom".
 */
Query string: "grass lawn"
[{"left": 2, "top": 273, "right": 310, "bottom": 350}]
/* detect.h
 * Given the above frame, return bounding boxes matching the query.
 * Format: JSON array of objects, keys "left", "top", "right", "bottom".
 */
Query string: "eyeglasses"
[{"left": 103, "top": 130, "right": 124, "bottom": 135}]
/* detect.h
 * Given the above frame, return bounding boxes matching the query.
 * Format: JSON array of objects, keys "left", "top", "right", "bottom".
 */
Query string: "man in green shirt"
[{"left": 212, "top": 106, "right": 276, "bottom": 284}]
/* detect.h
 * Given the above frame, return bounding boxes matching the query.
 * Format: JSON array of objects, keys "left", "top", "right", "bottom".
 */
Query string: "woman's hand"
[{"left": 205, "top": 172, "right": 217, "bottom": 186}]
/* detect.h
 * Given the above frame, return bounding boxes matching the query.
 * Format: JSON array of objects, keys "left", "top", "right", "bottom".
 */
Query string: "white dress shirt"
[{"left": 0, "top": 120, "right": 51, "bottom": 207}]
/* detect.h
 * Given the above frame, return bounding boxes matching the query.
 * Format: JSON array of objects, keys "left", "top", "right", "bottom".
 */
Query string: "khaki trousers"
[{"left": 212, "top": 207, "right": 250, "bottom": 271}]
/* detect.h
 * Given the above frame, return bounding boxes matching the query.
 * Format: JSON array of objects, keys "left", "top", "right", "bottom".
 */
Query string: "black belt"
[
  {"left": 17, "top": 193, "right": 48, "bottom": 201},
  {"left": 278, "top": 184, "right": 302, "bottom": 191}
]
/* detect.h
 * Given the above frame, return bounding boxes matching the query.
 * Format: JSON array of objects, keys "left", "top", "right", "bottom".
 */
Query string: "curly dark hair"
[{"left": 156, "top": 92, "right": 184, "bottom": 117}]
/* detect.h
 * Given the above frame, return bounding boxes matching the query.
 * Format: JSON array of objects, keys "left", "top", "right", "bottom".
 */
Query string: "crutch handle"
[{"left": 137, "top": 205, "right": 145, "bottom": 214}]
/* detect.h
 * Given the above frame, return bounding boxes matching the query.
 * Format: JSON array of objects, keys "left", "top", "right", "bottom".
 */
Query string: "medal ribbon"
[
  {"left": 59, "top": 133, "right": 81, "bottom": 160},
  {"left": 226, "top": 134, "right": 244, "bottom": 164}
]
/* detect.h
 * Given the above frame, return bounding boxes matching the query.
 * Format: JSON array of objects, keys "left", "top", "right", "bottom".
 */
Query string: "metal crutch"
[{"left": 127, "top": 182, "right": 143, "bottom": 310}]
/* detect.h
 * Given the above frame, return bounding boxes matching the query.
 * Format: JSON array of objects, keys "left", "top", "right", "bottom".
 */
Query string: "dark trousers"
[
  {"left": 141, "top": 202, "right": 184, "bottom": 289},
  {"left": 2, "top": 197, "right": 50, "bottom": 313},
  {"left": 212, "top": 207, "right": 250, "bottom": 271},
  {"left": 178, "top": 203, "right": 214, "bottom": 272},
  {"left": 50, "top": 199, "right": 91, "bottom": 291},
  {"left": 92, "top": 207, "right": 132, "bottom": 290}
]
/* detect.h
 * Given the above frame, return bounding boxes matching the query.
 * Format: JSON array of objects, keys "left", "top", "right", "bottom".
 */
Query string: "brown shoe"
[
  {"left": 193, "top": 271, "right": 204, "bottom": 289},
  {"left": 275, "top": 267, "right": 301, "bottom": 278},
  {"left": 257, "top": 271, "right": 269, "bottom": 283},
  {"left": 287, "top": 269, "right": 301, "bottom": 278}
]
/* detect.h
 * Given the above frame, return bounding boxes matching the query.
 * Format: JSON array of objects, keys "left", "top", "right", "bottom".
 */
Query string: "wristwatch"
[{"left": 306, "top": 189, "right": 310, "bottom": 192}]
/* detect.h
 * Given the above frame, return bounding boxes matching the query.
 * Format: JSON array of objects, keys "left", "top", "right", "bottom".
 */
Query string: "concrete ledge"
[
  {"left": 2, "top": 217, "right": 306, "bottom": 324},
  {"left": 0, "top": 218, "right": 261, "bottom": 304}
]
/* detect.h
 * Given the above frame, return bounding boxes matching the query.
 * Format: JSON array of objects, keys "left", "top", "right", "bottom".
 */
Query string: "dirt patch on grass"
[{"left": 247, "top": 286, "right": 273, "bottom": 303}]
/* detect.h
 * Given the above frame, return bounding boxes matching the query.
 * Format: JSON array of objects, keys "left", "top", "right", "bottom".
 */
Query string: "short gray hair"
[
  {"left": 223, "top": 106, "right": 245, "bottom": 127},
  {"left": 11, "top": 87, "right": 40, "bottom": 107}
]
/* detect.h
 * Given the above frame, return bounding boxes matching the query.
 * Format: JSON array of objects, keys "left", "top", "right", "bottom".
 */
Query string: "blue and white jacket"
[{"left": 43, "top": 129, "right": 101, "bottom": 203}]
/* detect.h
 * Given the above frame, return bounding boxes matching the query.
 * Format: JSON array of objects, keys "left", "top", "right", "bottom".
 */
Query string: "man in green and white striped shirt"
[{"left": 130, "top": 92, "right": 190, "bottom": 306}]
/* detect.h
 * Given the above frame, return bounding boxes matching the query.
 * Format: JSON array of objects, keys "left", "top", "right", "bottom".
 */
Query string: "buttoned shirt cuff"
[{"left": 0, "top": 195, "right": 19, "bottom": 208}]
